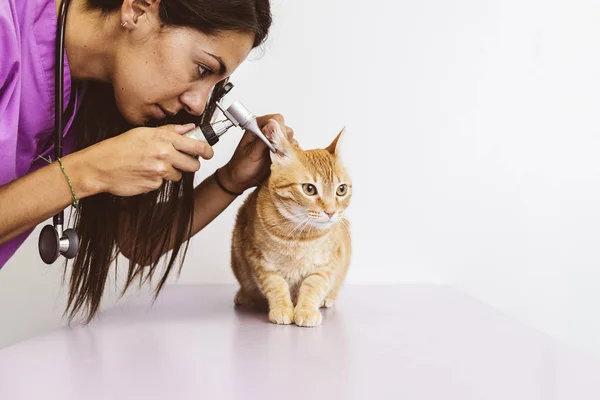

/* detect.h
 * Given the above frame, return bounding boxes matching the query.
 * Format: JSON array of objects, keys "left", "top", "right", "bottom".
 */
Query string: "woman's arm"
[
  {"left": 0, "top": 124, "right": 212, "bottom": 245},
  {"left": 189, "top": 168, "right": 242, "bottom": 234},
  {"left": 0, "top": 151, "right": 99, "bottom": 244}
]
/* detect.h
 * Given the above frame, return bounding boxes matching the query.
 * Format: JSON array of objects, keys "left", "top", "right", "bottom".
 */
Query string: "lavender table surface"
[{"left": 0, "top": 284, "right": 599, "bottom": 400}]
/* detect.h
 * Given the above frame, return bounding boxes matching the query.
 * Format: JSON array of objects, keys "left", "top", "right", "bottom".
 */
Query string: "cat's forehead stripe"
[{"left": 301, "top": 150, "right": 336, "bottom": 184}]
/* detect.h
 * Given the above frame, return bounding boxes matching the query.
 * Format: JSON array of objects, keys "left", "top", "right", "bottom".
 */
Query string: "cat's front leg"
[
  {"left": 320, "top": 295, "right": 336, "bottom": 309},
  {"left": 254, "top": 270, "right": 294, "bottom": 325},
  {"left": 294, "top": 270, "right": 333, "bottom": 327}
]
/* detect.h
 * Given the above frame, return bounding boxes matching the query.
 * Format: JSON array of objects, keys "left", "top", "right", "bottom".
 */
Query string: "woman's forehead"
[{"left": 184, "top": 28, "right": 255, "bottom": 70}]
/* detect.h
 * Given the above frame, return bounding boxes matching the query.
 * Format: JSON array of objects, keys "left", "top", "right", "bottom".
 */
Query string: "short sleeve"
[{"left": 0, "top": 0, "right": 21, "bottom": 185}]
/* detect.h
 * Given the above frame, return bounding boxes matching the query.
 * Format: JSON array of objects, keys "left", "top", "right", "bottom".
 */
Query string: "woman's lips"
[{"left": 151, "top": 104, "right": 166, "bottom": 120}]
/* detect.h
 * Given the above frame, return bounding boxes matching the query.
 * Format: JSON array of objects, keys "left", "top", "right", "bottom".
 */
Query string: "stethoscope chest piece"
[{"left": 39, "top": 224, "right": 79, "bottom": 264}]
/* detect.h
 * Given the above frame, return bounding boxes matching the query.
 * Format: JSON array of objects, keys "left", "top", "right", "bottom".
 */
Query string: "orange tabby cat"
[{"left": 230, "top": 120, "right": 352, "bottom": 327}]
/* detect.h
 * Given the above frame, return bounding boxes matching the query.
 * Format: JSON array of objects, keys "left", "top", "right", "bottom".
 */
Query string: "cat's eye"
[
  {"left": 302, "top": 184, "right": 318, "bottom": 196},
  {"left": 336, "top": 184, "right": 348, "bottom": 196}
]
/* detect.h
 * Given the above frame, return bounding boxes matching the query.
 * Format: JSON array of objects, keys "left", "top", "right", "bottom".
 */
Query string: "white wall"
[
  {"left": 402, "top": 0, "right": 600, "bottom": 355},
  {"left": 2, "top": 0, "right": 600, "bottom": 356},
  {"left": 364, "top": 0, "right": 600, "bottom": 355}
]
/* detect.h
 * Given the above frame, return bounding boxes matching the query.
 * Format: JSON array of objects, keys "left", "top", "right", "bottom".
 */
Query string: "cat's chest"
[{"left": 265, "top": 241, "right": 331, "bottom": 280}]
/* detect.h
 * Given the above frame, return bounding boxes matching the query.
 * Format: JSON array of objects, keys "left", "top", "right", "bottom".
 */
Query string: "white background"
[{"left": 1, "top": 0, "right": 599, "bottom": 355}]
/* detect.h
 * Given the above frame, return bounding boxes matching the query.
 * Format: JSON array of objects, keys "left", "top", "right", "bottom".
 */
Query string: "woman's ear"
[
  {"left": 326, "top": 126, "right": 346, "bottom": 157},
  {"left": 263, "top": 119, "right": 295, "bottom": 164},
  {"left": 121, "top": 0, "right": 161, "bottom": 29}
]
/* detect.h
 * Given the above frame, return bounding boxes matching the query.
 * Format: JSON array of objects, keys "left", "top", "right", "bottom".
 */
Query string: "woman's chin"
[{"left": 120, "top": 106, "right": 151, "bottom": 127}]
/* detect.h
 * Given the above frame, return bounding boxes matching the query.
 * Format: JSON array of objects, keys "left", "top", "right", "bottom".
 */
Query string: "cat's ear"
[
  {"left": 326, "top": 126, "right": 346, "bottom": 157},
  {"left": 263, "top": 119, "right": 295, "bottom": 163}
]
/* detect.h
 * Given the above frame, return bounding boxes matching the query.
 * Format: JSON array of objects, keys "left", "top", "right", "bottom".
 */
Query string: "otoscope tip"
[{"left": 245, "top": 119, "right": 277, "bottom": 153}]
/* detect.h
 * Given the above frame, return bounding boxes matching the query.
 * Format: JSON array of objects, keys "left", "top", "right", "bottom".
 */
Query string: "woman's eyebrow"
[{"left": 203, "top": 51, "right": 227, "bottom": 75}]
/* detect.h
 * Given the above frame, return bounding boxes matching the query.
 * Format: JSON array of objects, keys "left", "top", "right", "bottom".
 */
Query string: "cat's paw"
[
  {"left": 294, "top": 307, "right": 322, "bottom": 327},
  {"left": 269, "top": 307, "right": 294, "bottom": 325},
  {"left": 320, "top": 297, "right": 335, "bottom": 308},
  {"left": 234, "top": 290, "right": 248, "bottom": 307}
]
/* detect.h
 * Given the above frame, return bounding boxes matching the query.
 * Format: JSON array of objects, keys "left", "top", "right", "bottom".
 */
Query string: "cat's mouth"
[
  {"left": 276, "top": 206, "right": 340, "bottom": 231},
  {"left": 309, "top": 218, "right": 336, "bottom": 230}
]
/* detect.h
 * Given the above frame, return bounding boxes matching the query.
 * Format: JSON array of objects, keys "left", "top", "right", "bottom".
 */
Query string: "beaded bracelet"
[
  {"left": 57, "top": 157, "right": 79, "bottom": 208},
  {"left": 37, "top": 154, "right": 79, "bottom": 208}
]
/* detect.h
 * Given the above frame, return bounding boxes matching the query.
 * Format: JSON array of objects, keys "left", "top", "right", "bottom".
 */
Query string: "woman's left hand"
[{"left": 218, "top": 114, "right": 296, "bottom": 194}]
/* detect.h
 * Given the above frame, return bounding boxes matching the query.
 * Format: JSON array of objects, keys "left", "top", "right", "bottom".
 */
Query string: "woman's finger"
[
  {"left": 159, "top": 123, "right": 196, "bottom": 135},
  {"left": 260, "top": 122, "right": 297, "bottom": 146},
  {"left": 284, "top": 126, "right": 299, "bottom": 146},
  {"left": 165, "top": 130, "right": 215, "bottom": 160},
  {"left": 256, "top": 113, "right": 285, "bottom": 130},
  {"left": 164, "top": 167, "right": 183, "bottom": 182},
  {"left": 169, "top": 149, "right": 201, "bottom": 173},
  {"left": 286, "top": 126, "right": 294, "bottom": 138}
]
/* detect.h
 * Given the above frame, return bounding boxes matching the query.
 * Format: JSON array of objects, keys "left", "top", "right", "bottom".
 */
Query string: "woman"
[{"left": 0, "top": 0, "right": 293, "bottom": 321}]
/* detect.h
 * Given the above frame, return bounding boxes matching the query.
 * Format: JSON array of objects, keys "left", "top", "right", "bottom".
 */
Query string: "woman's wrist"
[
  {"left": 215, "top": 166, "right": 246, "bottom": 196},
  {"left": 61, "top": 150, "right": 104, "bottom": 199}
]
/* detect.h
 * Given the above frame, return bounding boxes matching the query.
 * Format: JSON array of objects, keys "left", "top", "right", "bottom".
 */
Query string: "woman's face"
[{"left": 113, "top": 3, "right": 255, "bottom": 125}]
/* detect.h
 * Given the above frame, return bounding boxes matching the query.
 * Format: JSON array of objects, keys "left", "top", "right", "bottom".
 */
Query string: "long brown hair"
[{"left": 67, "top": 0, "right": 272, "bottom": 322}]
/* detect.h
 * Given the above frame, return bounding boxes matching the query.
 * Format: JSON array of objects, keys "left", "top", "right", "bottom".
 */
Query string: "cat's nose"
[{"left": 324, "top": 210, "right": 336, "bottom": 219}]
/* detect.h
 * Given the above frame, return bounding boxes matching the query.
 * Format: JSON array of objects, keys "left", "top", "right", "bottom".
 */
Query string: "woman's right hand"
[{"left": 81, "top": 123, "right": 213, "bottom": 197}]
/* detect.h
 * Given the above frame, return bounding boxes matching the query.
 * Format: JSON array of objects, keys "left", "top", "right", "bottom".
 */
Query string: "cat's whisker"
[
  {"left": 291, "top": 217, "right": 312, "bottom": 239},
  {"left": 306, "top": 219, "right": 316, "bottom": 238},
  {"left": 283, "top": 221, "right": 300, "bottom": 238},
  {"left": 285, "top": 216, "right": 310, "bottom": 239},
  {"left": 295, "top": 217, "right": 312, "bottom": 236},
  {"left": 266, "top": 218, "right": 302, "bottom": 229},
  {"left": 298, "top": 217, "right": 314, "bottom": 238},
  {"left": 339, "top": 217, "right": 351, "bottom": 230},
  {"left": 264, "top": 212, "right": 308, "bottom": 229},
  {"left": 309, "top": 220, "right": 319, "bottom": 237},
  {"left": 290, "top": 222, "right": 309, "bottom": 239},
  {"left": 286, "top": 212, "right": 310, "bottom": 218},
  {"left": 277, "top": 219, "right": 296, "bottom": 236}
]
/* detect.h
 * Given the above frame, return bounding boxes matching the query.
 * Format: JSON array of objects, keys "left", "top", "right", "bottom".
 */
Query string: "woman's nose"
[{"left": 180, "top": 86, "right": 210, "bottom": 116}]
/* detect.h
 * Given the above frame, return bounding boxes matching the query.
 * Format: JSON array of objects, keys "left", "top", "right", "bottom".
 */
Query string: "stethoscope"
[
  {"left": 38, "top": 0, "right": 276, "bottom": 264},
  {"left": 38, "top": 0, "right": 79, "bottom": 264}
]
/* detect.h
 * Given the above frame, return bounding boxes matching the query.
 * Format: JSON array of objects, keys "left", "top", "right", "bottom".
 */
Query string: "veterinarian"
[{"left": 0, "top": 0, "right": 293, "bottom": 320}]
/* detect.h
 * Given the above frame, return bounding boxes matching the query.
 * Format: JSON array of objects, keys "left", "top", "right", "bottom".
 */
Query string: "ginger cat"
[{"left": 230, "top": 120, "right": 352, "bottom": 327}]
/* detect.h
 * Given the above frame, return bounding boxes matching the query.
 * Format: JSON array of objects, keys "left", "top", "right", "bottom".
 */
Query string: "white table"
[{"left": 0, "top": 285, "right": 599, "bottom": 400}]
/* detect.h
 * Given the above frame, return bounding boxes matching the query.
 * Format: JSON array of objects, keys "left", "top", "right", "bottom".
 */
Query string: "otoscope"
[{"left": 183, "top": 82, "right": 276, "bottom": 152}]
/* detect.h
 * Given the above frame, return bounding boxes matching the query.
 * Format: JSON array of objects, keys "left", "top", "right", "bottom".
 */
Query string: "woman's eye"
[
  {"left": 302, "top": 184, "right": 318, "bottom": 196},
  {"left": 336, "top": 184, "right": 347, "bottom": 196},
  {"left": 198, "top": 64, "right": 212, "bottom": 78}
]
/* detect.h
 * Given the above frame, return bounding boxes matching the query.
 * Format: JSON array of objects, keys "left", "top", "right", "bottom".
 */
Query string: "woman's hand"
[
  {"left": 219, "top": 114, "right": 296, "bottom": 193},
  {"left": 80, "top": 123, "right": 214, "bottom": 197}
]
